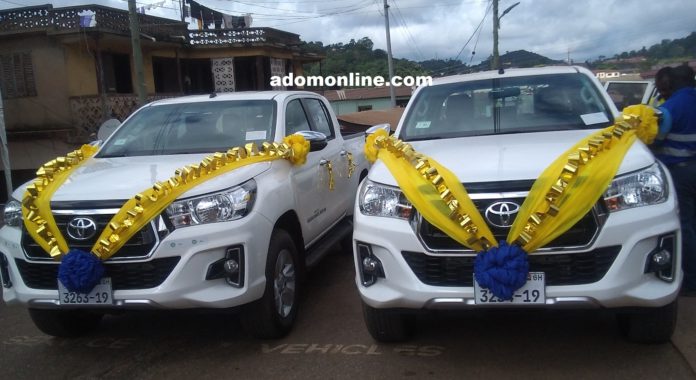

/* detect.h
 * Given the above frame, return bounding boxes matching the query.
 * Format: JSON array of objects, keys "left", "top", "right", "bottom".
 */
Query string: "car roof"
[
  {"left": 147, "top": 91, "right": 322, "bottom": 106},
  {"left": 428, "top": 65, "right": 586, "bottom": 86}
]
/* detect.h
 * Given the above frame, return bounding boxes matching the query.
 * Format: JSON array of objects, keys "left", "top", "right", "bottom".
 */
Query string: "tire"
[
  {"left": 28, "top": 308, "right": 103, "bottom": 338},
  {"left": 617, "top": 300, "right": 678, "bottom": 343},
  {"left": 362, "top": 301, "right": 413, "bottom": 342},
  {"left": 241, "top": 229, "right": 300, "bottom": 339}
]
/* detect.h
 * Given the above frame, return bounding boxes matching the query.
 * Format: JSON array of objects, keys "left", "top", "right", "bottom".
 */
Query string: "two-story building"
[{"left": 0, "top": 3, "right": 321, "bottom": 199}]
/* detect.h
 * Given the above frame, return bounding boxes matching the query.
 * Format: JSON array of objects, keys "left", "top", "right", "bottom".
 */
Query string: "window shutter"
[
  {"left": 22, "top": 52, "right": 37, "bottom": 97},
  {"left": 0, "top": 52, "right": 37, "bottom": 98}
]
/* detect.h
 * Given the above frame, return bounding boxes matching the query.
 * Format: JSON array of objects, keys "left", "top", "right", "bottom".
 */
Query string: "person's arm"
[{"left": 657, "top": 106, "right": 673, "bottom": 137}]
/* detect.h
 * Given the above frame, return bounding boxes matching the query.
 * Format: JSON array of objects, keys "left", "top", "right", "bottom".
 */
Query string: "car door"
[
  {"left": 284, "top": 97, "right": 329, "bottom": 243},
  {"left": 300, "top": 97, "right": 347, "bottom": 227}
]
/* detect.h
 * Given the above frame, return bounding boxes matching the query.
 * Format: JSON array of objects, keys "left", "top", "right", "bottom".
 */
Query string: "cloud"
[{"left": 3, "top": 0, "right": 694, "bottom": 63}]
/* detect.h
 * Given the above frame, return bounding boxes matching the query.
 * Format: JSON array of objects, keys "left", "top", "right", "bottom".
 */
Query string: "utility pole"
[
  {"left": 492, "top": 1, "right": 520, "bottom": 70},
  {"left": 383, "top": 0, "right": 396, "bottom": 108},
  {"left": 0, "top": 95, "right": 12, "bottom": 199},
  {"left": 492, "top": 0, "right": 499, "bottom": 70},
  {"left": 128, "top": 0, "right": 147, "bottom": 105}
]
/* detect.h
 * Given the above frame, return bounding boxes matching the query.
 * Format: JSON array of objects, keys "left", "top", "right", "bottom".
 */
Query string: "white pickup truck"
[
  {"left": 354, "top": 66, "right": 680, "bottom": 343},
  {"left": 0, "top": 91, "right": 369, "bottom": 338}
]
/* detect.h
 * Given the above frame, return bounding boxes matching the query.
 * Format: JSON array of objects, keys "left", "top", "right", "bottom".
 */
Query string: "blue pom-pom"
[
  {"left": 58, "top": 249, "right": 105, "bottom": 293},
  {"left": 474, "top": 241, "right": 529, "bottom": 300}
]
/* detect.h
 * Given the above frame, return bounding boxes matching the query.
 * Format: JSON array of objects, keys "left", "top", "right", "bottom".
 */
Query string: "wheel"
[
  {"left": 28, "top": 308, "right": 103, "bottom": 338},
  {"left": 241, "top": 229, "right": 300, "bottom": 339},
  {"left": 362, "top": 301, "right": 413, "bottom": 342},
  {"left": 617, "top": 300, "right": 677, "bottom": 343}
]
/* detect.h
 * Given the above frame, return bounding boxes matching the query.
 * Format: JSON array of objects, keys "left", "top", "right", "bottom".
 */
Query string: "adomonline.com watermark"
[{"left": 270, "top": 73, "right": 432, "bottom": 88}]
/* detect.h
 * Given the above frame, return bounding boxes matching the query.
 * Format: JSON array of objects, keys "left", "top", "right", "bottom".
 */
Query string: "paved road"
[{"left": 2, "top": 250, "right": 696, "bottom": 379}]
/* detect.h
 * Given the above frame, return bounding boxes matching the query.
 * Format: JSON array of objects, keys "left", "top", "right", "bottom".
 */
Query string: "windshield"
[
  {"left": 98, "top": 100, "right": 276, "bottom": 157},
  {"left": 400, "top": 73, "right": 613, "bottom": 141}
]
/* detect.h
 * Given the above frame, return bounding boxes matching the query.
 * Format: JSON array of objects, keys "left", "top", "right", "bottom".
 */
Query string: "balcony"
[
  {"left": 0, "top": 4, "right": 186, "bottom": 42},
  {"left": 0, "top": 4, "right": 301, "bottom": 48}
]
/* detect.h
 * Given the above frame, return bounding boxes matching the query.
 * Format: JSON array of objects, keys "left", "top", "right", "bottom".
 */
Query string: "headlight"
[
  {"left": 166, "top": 179, "right": 257, "bottom": 228},
  {"left": 3, "top": 199, "right": 22, "bottom": 227},
  {"left": 603, "top": 163, "right": 667, "bottom": 212},
  {"left": 359, "top": 180, "right": 412, "bottom": 219}
]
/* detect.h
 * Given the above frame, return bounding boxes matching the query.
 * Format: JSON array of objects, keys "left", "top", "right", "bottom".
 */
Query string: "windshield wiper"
[{"left": 403, "top": 136, "right": 442, "bottom": 142}]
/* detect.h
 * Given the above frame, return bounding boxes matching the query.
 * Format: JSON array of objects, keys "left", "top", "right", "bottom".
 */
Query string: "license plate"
[
  {"left": 58, "top": 278, "right": 113, "bottom": 305},
  {"left": 474, "top": 272, "right": 545, "bottom": 304}
]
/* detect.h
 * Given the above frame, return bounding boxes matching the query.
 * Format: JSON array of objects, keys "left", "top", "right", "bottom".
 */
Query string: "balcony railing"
[
  {"left": 0, "top": 4, "right": 302, "bottom": 48},
  {"left": 0, "top": 4, "right": 186, "bottom": 41},
  {"left": 188, "top": 27, "right": 300, "bottom": 46}
]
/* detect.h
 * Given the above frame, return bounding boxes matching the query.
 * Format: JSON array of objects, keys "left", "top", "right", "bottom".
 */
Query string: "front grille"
[
  {"left": 22, "top": 212, "right": 159, "bottom": 260},
  {"left": 401, "top": 246, "right": 621, "bottom": 287},
  {"left": 15, "top": 257, "right": 181, "bottom": 290},
  {"left": 417, "top": 181, "right": 601, "bottom": 251}
]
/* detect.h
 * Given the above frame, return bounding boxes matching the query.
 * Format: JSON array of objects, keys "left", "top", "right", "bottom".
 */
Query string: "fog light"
[
  {"left": 651, "top": 250, "right": 671, "bottom": 268},
  {"left": 224, "top": 259, "right": 240, "bottom": 275},
  {"left": 356, "top": 242, "right": 384, "bottom": 287},
  {"left": 362, "top": 257, "right": 380, "bottom": 273},
  {"left": 205, "top": 246, "right": 244, "bottom": 287},
  {"left": 645, "top": 234, "right": 676, "bottom": 282}
]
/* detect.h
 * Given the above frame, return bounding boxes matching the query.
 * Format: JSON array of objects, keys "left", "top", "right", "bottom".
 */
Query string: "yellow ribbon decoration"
[
  {"left": 346, "top": 152, "right": 356, "bottom": 178},
  {"left": 21, "top": 145, "right": 99, "bottom": 258},
  {"left": 366, "top": 105, "right": 658, "bottom": 253},
  {"left": 24, "top": 136, "right": 310, "bottom": 261},
  {"left": 325, "top": 160, "right": 335, "bottom": 191}
]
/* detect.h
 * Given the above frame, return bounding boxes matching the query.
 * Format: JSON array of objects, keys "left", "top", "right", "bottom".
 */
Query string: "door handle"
[
  {"left": 319, "top": 159, "right": 329, "bottom": 166},
  {"left": 340, "top": 150, "right": 348, "bottom": 157}
]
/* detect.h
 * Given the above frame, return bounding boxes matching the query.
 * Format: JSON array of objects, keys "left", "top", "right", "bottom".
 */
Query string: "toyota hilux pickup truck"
[
  {"left": 0, "top": 91, "right": 369, "bottom": 338},
  {"left": 354, "top": 66, "right": 680, "bottom": 343}
]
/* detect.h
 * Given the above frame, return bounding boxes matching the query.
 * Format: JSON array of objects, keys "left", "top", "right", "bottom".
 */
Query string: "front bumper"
[
  {"left": 353, "top": 196, "right": 682, "bottom": 310},
  {"left": 0, "top": 210, "right": 274, "bottom": 309}
]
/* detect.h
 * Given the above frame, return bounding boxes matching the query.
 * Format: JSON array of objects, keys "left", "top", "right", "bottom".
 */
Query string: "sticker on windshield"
[
  {"left": 580, "top": 112, "right": 610, "bottom": 125},
  {"left": 415, "top": 121, "right": 431, "bottom": 129},
  {"left": 246, "top": 131, "right": 267, "bottom": 140},
  {"left": 113, "top": 138, "right": 127, "bottom": 146}
]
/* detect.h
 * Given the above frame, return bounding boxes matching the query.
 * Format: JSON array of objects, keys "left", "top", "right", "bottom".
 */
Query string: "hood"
[
  {"left": 13, "top": 154, "right": 271, "bottom": 202},
  {"left": 368, "top": 130, "right": 656, "bottom": 187}
]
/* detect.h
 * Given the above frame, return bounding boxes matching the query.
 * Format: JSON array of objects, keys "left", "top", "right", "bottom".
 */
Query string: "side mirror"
[
  {"left": 88, "top": 140, "right": 103, "bottom": 148},
  {"left": 296, "top": 130, "right": 328, "bottom": 152},
  {"left": 366, "top": 123, "right": 391, "bottom": 135},
  {"left": 97, "top": 120, "right": 121, "bottom": 141}
]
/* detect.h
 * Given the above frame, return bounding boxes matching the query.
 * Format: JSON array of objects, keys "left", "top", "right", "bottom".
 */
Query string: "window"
[
  {"left": 358, "top": 105, "right": 373, "bottom": 112},
  {"left": 0, "top": 52, "right": 37, "bottom": 98},
  {"left": 401, "top": 73, "right": 612, "bottom": 141},
  {"left": 97, "top": 100, "right": 276, "bottom": 157},
  {"left": 285, "top": 99, "right": 310, "bottom": 136},
  {"left": 101, "top": 53, "right": 133, "bottom": 94},
  {"left": 303, "top": 98, "right": 335, "bottom": 139}
]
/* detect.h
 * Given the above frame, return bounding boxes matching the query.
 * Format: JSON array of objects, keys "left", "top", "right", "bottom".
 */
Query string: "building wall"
[
  {"left": 330, "top": 98, "right": 397, "bottom": 116},
  {"left": 0, "top": 35, "right": 72, "bottom": 131},
  {"left": 64, "top": 43, "right": 99, "bottom": 97}
]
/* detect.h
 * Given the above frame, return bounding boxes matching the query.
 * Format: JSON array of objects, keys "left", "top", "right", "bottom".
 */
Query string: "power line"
[
  {"left": 453, "top": 0, "right": 492, "bottom": 62},
  {"left": 392, "top": 0, "right": 426, "bottom": 61}
]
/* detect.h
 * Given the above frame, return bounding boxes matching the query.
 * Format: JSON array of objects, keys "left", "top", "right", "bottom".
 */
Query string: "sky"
[{"left": 2, "top": 0, "right": 695, "bottom": 64}]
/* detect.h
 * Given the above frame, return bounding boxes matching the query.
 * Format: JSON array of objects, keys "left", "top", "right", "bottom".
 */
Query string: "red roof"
[{"left": 316, "top": 87, "right": 413, "bottom": 101}]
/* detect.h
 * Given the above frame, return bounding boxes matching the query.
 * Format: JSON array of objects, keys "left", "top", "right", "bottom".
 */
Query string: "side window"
[
  {"left": 303, "top": 98, "right": 335, "bottom": 139},
  {"left": 285, "top": 99, "right": 310, "bottom": 136}
]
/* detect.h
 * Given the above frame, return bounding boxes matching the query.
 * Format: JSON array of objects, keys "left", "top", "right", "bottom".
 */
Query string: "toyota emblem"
[
  {"left": 66, "top": 217, "right": 98, "bottom": 241},
  {"left": 484, "top": 201, "right": 520, "bottom": 228}
]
